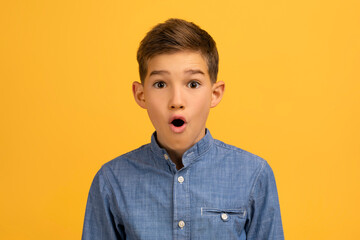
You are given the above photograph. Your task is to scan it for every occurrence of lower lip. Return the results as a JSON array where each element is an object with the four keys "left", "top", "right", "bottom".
[{"left": 169, "top": 123, "right": 187, "bottom": 133}]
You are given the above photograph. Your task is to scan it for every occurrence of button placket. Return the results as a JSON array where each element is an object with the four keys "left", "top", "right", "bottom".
[{"left": 173, "top": 170, "right": 190, "bottom": 238}]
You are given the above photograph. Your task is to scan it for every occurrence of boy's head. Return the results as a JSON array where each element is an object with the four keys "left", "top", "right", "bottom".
[
  {"left": 133, "top": 19, "right": 224, "bottom": 161},
  {"left": 137, "top": 18, "right": 219, "bottom": 84}
]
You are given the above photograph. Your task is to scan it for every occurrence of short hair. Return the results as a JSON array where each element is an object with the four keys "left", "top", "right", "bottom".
[{"left": 137, "top": 18, "right": 219, "bottom": 83}]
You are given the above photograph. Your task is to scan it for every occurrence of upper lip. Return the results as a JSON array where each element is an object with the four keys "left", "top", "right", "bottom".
[{"left": 169, "top": 115, "right": 187, "bottom": 124}]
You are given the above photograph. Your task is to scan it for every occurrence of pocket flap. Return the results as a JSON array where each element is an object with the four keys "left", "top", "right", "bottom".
[{"left": 201, "top": 207, "right": 246, "bottom": 218}]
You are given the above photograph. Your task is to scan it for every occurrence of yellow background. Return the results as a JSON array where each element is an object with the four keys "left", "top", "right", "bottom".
[{"left": 1, "top": 0, "right": 359, "bottom": 239}]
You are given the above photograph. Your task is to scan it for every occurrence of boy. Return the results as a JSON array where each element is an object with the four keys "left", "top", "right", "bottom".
[{"left": 82, "top": 18, "right": 284, "bottom": 239}]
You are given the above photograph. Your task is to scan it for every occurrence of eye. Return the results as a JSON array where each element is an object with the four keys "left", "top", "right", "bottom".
[
  {"left": 187, "top": 81, "right": 201, "bottom": 89},
  {"left": 153, "top": 81, "right": 166, "bottom": 88}
]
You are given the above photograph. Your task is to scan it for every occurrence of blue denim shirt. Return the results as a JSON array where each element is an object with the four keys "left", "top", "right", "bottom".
[{"left": 82, "top": 130, "right": 284, "bottom": 240}]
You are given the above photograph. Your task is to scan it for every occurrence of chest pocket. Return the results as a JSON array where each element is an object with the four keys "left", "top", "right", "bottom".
[{"left": 199, "top": 207, "right": 247, "bottom": 239}]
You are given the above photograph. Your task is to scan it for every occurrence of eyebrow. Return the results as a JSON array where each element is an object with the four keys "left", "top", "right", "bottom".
[
  {"left": 149, "top": 70, "right": 170, "bottom": 77},
  {"left": 149, "top": 69, "right": 205, "bottom": 77},
  {"left": 184, "top": 69, "right": 205, "bottom": 75}
]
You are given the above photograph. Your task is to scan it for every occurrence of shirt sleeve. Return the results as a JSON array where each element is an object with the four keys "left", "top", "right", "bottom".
[
  {"left": 245, "top": 161, "right": 284, "bottom": 240},
  {"left": 82, "top": 167, "right": 125, "bottom": 240}
]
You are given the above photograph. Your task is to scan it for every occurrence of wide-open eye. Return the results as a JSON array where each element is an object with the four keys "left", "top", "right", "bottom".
[
  {"left": 153, "top": 81, "right": 166, "bottom": 88},
  {"left": 187, "top": 81, "right": 200, "bottom": 89}
]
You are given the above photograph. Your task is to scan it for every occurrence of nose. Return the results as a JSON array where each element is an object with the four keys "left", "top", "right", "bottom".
[{"left": 169, "top": 86, "right": 185, "bottom": 110}]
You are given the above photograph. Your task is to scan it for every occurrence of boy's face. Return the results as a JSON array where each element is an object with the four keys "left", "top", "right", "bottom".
[{"left": 133, "top": 51, "right": 224, "bottom": 154}]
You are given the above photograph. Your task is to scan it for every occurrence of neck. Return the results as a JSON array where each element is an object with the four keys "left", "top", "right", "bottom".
[{"left": 167, "top": 149, "right": 184, "bottom": 170}]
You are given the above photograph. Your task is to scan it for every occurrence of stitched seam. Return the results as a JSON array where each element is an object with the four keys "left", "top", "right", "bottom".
[
  {"left": 202, "top": 208, "right": 245, "bottom": 215},
  {"left": 100, "top": 166, "right": 122, "bottom": 223},
  {"left": 213, "top": 140, "right": 263, "bottom": 160},
  {"left": 187, "top": 141, "right": 213, "bottom": 162},
  {"left": 248, "top": 160, "right": 266, "bottom": 207}
]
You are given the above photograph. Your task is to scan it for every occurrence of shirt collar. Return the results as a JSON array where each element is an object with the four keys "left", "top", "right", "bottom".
[{"left": 150, "top": 129, "right": 214, "bottom": 168}]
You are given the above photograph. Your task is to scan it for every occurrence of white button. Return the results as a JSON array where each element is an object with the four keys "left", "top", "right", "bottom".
[
  {"left": 164, "top": 154, "right": 169, "bottom": 160},
  {"left": 178, "top": 176, "right": 184, "bottom": 183},
  {"left": 221, "top": 213, "right": 228, "bottom": 221},
  {"left": 178, "top": 220, "right": 185, "bottom": 228}
]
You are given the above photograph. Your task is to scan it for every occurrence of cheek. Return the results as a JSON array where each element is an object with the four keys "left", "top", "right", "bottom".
[
  {"left": 145, "top": 92, "right": 162, "bottom": 110},
  {"left": 146, "top": 99, "right": 165, "bottom": 126},
  {"left": 147, "top": 105, "right": 161, "bottom": 119},
  {"left": 194, "top": 96, "right": 211, "bottom": 119}
]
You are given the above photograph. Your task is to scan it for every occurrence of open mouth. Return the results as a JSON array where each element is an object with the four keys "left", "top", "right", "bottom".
[
  {"left": 169, "top": 116, "right": 187, "bottom": 133},
  {"left": 171, "top": 119, "right": 185, "bottom": 127}
]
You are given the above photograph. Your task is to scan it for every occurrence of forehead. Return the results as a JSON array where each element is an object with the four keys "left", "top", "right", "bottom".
[{"left": 146, "top": 51, "right": 209, "bottom": 78}]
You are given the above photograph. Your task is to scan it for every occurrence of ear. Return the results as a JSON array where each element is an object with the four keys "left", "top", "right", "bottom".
[
  {"left": 132, "top": 81, "right": 146, "bottom": 109},
  {"left": 210, "top": 81, "right": 225, "bottom": 108}
]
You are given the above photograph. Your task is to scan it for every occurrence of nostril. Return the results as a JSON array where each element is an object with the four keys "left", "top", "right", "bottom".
[{"left": 170, "top": 105, "right": 184, "bottom": 109}]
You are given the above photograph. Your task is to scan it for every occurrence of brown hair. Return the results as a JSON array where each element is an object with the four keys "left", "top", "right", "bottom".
[{"left": 137, "top": 18, "right": 219, "bottom": 83}]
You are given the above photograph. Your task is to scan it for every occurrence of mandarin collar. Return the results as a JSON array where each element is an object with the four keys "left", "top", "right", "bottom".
[{"left": 150, "top": 129, "right": 214, "bottom": 169}]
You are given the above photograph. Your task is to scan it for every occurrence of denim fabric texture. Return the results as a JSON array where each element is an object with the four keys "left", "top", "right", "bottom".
[{"left": 82, "top": 130, "right": 284, "bottom": 240}]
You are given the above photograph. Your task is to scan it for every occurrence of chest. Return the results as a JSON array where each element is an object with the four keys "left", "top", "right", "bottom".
[{"left": 113, "top": 163, "right": 251, "bottom": 239}]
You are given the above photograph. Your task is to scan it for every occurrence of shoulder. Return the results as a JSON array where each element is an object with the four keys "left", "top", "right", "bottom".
[
  {"left": 92, "top": 143, "right": 152, "bottom": 185},
  {"left": 212, "top": 138, "right": 268, "bottom": 170},
  {"left": 102, "top": 143, "right": 151, "bottom": 170}
]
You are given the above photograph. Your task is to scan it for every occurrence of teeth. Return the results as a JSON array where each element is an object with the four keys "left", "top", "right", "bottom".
[{"left": 172, "top": 119, "right": 184, "bottom": 127}]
